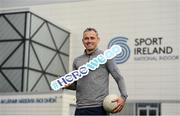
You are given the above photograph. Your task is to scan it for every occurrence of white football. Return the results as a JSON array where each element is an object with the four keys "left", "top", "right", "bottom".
[{"left": 103, "top": 94, "right": 119, "bottom": 113}]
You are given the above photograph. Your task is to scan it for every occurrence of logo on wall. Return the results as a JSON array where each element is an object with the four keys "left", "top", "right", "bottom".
[
  {"left": 133, "top": 37, "right": 179, "bottom": 61},
  {"left": 108, "top": 37, "right": 130, "bottom": 64}
]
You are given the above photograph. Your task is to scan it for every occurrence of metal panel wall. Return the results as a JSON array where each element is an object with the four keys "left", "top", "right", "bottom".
[{"left": 0, "top": 11, "right": 70, "bottom": 92}]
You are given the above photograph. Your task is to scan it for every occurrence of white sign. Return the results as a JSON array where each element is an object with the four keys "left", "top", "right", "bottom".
[{"left": 51, "top": 45, "right": 122, "bottom": 90}]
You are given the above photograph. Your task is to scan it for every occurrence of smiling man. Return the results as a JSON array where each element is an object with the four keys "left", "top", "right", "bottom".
[
  {"left": 69, "top": 27, "right": 128, "bottom": 115},
  {"left": 82, "top": 28, "right": 100, "bottom": 54}
]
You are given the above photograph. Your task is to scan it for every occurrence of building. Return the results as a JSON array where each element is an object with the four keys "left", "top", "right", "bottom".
[{"left": 0, "top": 0, "right": 180, "bottom": 115}]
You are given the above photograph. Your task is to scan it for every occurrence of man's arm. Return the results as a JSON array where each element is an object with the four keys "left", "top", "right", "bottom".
[
  {"left": 106, "top": 58, "right": 128, "bottom": 113},
  {"left": 106, "top": 58, "right": 128, "bottom": 100}
]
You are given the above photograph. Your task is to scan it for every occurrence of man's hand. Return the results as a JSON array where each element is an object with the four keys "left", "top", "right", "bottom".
[
  {"left": 111, "top": 96, "right": 125, "bottom": 113},
  {"left": 63, "top": 84, "right": 71, "bottom": 89}
]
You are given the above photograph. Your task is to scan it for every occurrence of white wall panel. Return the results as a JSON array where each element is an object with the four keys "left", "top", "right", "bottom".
[
  {"left": 162, "top": 103, "right": 180, "bottom": 115},
  {"left": 0, "top": 92, "right": 75, "bottom": 115},
  {"left": 0, "top": 92, "right": 63, "bottom": 115}
]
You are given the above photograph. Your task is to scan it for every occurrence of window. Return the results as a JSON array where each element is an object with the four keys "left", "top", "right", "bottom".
[{"left": 136, "top": 103, "right": 161, "bottom": 116}]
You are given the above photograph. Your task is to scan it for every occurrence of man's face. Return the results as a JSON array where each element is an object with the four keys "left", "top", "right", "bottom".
[{"left": 82, "top": 31, "right": 99, "bottom": 51}]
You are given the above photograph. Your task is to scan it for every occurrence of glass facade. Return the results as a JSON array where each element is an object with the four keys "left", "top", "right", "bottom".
[{"left": 0, "top": 11, "right": 70, "bottom": 92}]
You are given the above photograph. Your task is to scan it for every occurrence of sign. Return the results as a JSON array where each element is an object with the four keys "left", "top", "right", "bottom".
[{"left": 51, "top": 45, "right": 122, "bottom": 90}]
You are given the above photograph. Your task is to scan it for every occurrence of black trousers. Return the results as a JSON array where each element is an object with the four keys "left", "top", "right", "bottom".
[{"left": 75, "top": 106, "right": 109, "bottom": 115}]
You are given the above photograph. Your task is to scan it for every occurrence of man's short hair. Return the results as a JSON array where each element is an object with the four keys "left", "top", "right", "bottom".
[{"left": 83, "top": 27, "right": 98, "bottom": 36}]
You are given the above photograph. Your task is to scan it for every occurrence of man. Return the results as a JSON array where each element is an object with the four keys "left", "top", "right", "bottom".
[{"left": 69, "top": 27, "right": 128, "bottom": 115}]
